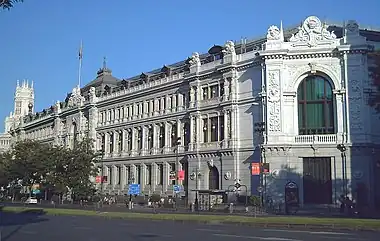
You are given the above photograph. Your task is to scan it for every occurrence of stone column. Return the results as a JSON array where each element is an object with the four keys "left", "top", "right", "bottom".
[
  {"left": 189, "top": 87, "right": 195, "bottom": 108},
  {"left": 149, "top": 100, "right": 154, "bottom": 116},
  {"left": 163, "top": 162, "right": 169, "bottom": 192},
  {"left": 153, "top": 124, "right": 158, "bottom": 154},
  {"left": 196, "top": 113, "right": 202, "bottom": 149},
  {"left": 141, "top": 163, "right": 146, "bottom": 190},
  {"left": 223, "top": 110, "right": 229, "bottom": 147},
  {"left": 154, "top": 98, "right": 159, "bottom": 116},
  {"left": 151, "top": 163, "right": 157, "bottom": 192},
  {"left": 166, "top": 95, "right": 171, "bottom": 114},
  {"left": 113, "top": 131, "right": 118, "bottom": 155},
  {"left": 143, "top": 101, "right": 148, "bottom": 118},
  {"left": 223, "top": 78, "right": 230, "bottom": 101},
  {"left": 142, "top": 126, "right": 147, "bottom": 155},
  {"left": 160, "top": 98, "right": 165, "bottom": 115},
  {"left": 231, "top": 106, "right": 238, "bottom": 148},
  {"left": 177, "top": 93, "right": 183, "bottom": 111},
  {"left": 131, "top": 128, "right": 136, "bottom": 155},
  {"left": 189, "top": 115, "right": 195, "bottom": 151},
  {"left": 120, "top": 164, "right": 126, "bottom": 190},
  {"left": 172, "top": 95, "right": 177, "bottom": 112}
]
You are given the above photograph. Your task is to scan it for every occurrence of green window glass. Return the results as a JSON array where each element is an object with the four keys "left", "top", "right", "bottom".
[{"left": 297, "top": 76, "right": 334, "bottom": 135}]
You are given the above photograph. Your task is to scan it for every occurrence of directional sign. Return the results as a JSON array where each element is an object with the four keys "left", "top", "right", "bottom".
[
  {"left": 32, "top": 189, "right": 41, "bottom": 195},
  {"left": 173, "top": 185, "right": 181, "bottom": 193},
  {"left": 128, "top": 184, "right": 140, "bottom": 195}
]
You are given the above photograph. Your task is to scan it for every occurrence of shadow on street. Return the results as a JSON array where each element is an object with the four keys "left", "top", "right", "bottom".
[{"left": 0, "top": 207, "right": 49, "bottom": 241}]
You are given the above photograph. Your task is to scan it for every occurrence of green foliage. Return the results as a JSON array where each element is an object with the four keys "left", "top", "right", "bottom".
[
  {"left": 1, "top": 0, "right": 24, "bottom": 10},
  {"left": 1, "top": 137, "right": 100, "bottom": 199},
  {"left": 249, "top": 195, "right": 261, "bottom": 207}
]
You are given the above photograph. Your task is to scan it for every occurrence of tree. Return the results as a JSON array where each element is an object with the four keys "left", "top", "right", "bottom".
[
  {"left": 6, "top": 139, "right": 54, "bottom": 187},
  {"left": 0, "top": 151, "right": 12, "bottom": 187},
  {"left": 369, "top": 51, "right": 380, "bottom": 113},
  {"left": 48, "top": 138, "right": 101, "bottom": 199},
  {"left": 1, "top": 0, "right": 24, "bottom": 10}
]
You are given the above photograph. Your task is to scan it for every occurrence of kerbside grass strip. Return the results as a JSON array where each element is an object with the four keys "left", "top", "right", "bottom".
[{"left": 3, "top": 206, "right": 380, "bottom": 231}]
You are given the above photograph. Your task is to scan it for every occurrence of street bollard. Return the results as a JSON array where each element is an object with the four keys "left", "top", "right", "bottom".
[
  {"left": 191, "top": 203, "right": 195, "bottom": 212},
  {"left": 229, "top": 203, "right": 233, "bottom": 214},
  {"left": 245, "top": 206, "right": 249, "bottom": 213},
  {"left": 128, "top": 201, "right": 132, "bottom": 210}
]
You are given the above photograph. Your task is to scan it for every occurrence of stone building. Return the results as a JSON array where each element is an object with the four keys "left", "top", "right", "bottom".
[
  {"left": 0, "top": 80, "right": 34, "bottom": 153},
  {"left": 8, "top": 16, "right": 380, "bottom": 208}
]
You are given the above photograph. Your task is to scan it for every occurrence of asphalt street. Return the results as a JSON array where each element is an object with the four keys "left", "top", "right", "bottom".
[{"left": 1, "top": 211, "right": 379, "bottom": 241}]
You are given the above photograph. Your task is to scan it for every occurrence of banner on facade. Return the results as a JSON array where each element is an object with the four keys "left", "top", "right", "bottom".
[
  {"left": 251, "top": 163, "right": 260, "bottom": 175},
  {"left": 177, "top": 170, "right": 185, "bottom": 181},
  {"left": 95, "top": 176, "right": 107, "bottom": 183}
]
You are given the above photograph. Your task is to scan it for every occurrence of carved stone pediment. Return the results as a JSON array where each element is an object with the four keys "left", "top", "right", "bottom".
[{"left": 289, "top": 16, "right": 336, "bottom": 47}]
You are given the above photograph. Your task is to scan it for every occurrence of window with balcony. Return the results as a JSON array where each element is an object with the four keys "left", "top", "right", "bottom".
[
  {"left": 183, "top": 122, "right": 190, "bottom": 147},
  {"left": 171, "top": 123, "right": 178, "bottom": 147},
  {"left": 203, "top": 119, "right": 209, "bottom": 143},
  {"left": 297, "top": 75, "right": 334, "bottom": 135},
  {"left": 126, "top": 130, "right": 132, "bottom": 151},
  {"left": 159, "top": 125, "right": 165, "bottom": 148},
  {"left": 148, "top": 127, "right": 154, "bottom": 149},
  {"left": 117, "top": 132, "right": 123, "bottom": 152},
  {"left": 109, "top": 167, "right": 113, "bottom": 185},
  {"left": 117, "top": 166, "right": 121, "bottom": 185},
  {"left": 219, "top": 115, "right": 225, "bottom": 141},
  {"left": 210, "top": 117, "right": 218, "bottom": 142},
  {"left": 137, "top": 129, "right": 143, "bottom": 150},
  {"left": 109, "top": 133, "right": 114, "bottom": 153},
  {"left": 136, "top": 165, "right": 141, "bottom": 184}
]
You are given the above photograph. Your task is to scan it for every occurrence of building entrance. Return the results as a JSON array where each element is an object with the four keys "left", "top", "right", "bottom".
[{"left": 303, "top": 157, "right": 332, "bottom": 204}]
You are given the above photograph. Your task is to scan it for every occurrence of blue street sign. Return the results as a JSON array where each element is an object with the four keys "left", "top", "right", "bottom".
[
  {"left": 32, "top": 189, "right": 40, "bottom": 195},
  {"left": 128, "top": 184, "right": 140, "bottom": 195},
  {"left": 173, "top": 185, "right": 180, "bottom": 193}
]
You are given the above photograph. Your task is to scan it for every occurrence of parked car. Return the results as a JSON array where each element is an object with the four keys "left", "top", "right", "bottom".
[{"left": 25, "top": 197, "right": 38, "bottom": 204}]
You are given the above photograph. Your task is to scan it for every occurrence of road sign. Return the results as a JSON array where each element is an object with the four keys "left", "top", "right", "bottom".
[
  {"left": 128, "top": 184, "right": 140, "bottom": 195},
  {"left": 169, "top": 171, "right": 176, "bottom": 180},
  {"left": 173, "top": 185, "right": 180, "bottom": 193}
]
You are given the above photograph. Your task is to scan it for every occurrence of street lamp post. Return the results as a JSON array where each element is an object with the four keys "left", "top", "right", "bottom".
[
  {"left": 128, "top": 176, "right": 135, "bottom": 209},
  {"left": 254, "top": 122, "right": 265, "bottom": 206}
]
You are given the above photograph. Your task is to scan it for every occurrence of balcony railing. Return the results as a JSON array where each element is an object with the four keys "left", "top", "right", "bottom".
[{"left": 294, "top": 134, "right": 337, "bottom": 144}]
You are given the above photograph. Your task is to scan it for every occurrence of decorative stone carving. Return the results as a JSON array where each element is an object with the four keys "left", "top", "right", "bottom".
[
  {"left": 54, "top": 101, "right": 61, "bottom": 113},
  {"left": 345, "top": 20, "right": 359, "bottom": 35},
  {"left": 67, "top": 86, "right": 85, "bottom": 107},
  {"left": 224, "top": 171, "right": 232, "bottom": 180},
  {"left": 267, "top": 71, "right": 281, "bottom": 132},
  {"left": 289, "top": 16, "right": 336, "bottom": 47},
  {"left": 188, "top": 52, "right": 200, "bottom": 66},
  {"left": 226, "top": 110, "right": 231, "bottom": 139},
  {"left": 222, "top": 40, "right": 235, "bottom": 55},
  {"left": 266, "top": 25, "right": 281, "bottom": 41},
  {"left": 348, "top": 66, "right": 363, "bottom": 131}
]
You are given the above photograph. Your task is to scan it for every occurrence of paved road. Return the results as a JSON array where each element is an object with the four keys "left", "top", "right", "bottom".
[{"left": 1, "top": 211, "right": 379, "bottom": 241}]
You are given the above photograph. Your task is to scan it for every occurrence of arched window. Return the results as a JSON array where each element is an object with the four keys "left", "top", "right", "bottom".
[{"left": 297, "top": 75, "right": 334, "bottom": 135}]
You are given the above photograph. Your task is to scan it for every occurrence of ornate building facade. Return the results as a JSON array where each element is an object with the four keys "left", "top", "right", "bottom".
[
  {"left": 0, "top": 80, "right": 34, "bottom": 153},
  {"left": 8, "top": 16, "right": 380, "bottom": 207}
]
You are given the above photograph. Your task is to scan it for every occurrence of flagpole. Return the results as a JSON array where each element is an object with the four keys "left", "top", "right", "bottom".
[{"left": 78, "top": 40, "right": 83, "bottom": 88}]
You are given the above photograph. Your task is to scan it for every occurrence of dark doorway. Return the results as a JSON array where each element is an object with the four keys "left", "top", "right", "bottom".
[
  {"left": 209, "top": 166, "right": 219, "bottom": 190},
  {"left": 303, "top": 157, "right": 332, "bottom": 204}
]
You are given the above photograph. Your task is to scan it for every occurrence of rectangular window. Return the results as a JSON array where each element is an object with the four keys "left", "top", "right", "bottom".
[
  {"left": 210, "top": 117, "right": 218, "bottom": 142},
  {"left": 146, "top": 165, "right": 152, "bottom": 185},
  {"left": 203, "top": 119, "right": 208, "bottom": 143}
]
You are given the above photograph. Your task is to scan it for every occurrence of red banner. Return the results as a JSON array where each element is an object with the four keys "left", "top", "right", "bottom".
[
  {"left": 177, "top": 170, "right": 185, "bottom": 181},
  {"left": 251, "top": 163, "right": 260, "bottom": 175},
  {"left": 96, "top": 176, "right": 107, "bottom": 183}
]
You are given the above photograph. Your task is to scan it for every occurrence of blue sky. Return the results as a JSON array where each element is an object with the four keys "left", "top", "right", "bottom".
[{"left": 1, "top": 0, "right": 379, "bottom": 131}]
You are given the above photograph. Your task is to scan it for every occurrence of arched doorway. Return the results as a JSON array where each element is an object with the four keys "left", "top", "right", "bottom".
[{"left": 208, "top": 166, "right": 220, "bottom": 190}]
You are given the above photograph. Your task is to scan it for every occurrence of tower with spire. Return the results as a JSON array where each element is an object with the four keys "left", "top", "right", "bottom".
[{"left": 4, "top": 79, "right": 35, "bottom": 133}]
